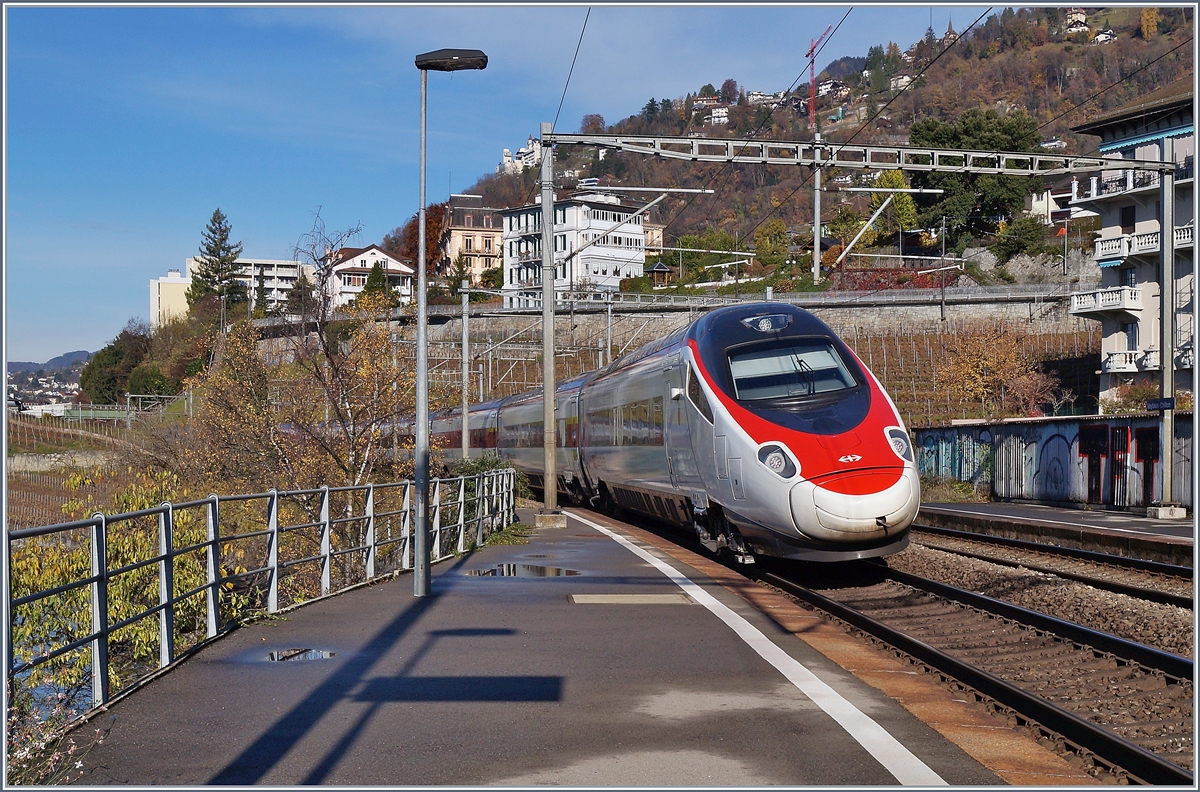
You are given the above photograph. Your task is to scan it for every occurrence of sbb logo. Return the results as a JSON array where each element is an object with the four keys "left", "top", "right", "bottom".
[{"left": 838, "top": 454, "right": 862, "bottom": 463}]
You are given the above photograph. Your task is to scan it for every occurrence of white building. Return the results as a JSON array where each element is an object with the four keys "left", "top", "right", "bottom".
[
  {"left": 152, "top": 257, "right": 317, "bottom": 326},
  {"left": 324, "top": 245, "right": 414, "bottom": 308},
  {"left": 709, "top": 106, "right": 729, "bottom": 125},
  {"left": 501, "top": 192, "right": 646, "bottom": 307},
  {"left": 1068, "top": 79, "right": 1194, "bottom": 407},
  {"left": 497, "top": 135, "right": 543, "bottom": 175}
]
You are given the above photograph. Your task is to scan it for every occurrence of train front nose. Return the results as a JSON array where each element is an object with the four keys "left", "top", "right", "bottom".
[{"left": 789, "top": 467, "right": 919, "bottom": 542}]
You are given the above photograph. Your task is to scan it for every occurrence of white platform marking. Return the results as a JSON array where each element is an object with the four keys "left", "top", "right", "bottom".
[{"left": 567, "top": 510, "right": 947, "bottom": 786}]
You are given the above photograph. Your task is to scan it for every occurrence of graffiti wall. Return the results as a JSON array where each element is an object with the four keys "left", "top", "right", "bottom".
[{"left": 915, "top": 413, "right": 1193, "bottom": 509}]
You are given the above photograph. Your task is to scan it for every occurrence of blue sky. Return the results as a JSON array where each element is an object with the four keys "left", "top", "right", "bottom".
[{"left": 5, "top": 4, "right": 982, "bottom": 362}]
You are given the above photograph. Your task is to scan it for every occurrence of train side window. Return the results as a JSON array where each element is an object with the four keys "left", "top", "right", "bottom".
[{"left": 686, "top": 365, "right": 714, "bottom": 424}]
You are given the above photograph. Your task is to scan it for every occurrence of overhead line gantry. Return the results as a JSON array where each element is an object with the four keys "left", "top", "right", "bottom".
[{"left": 544, "top": 132, "right": 1175, "bottom": 175}]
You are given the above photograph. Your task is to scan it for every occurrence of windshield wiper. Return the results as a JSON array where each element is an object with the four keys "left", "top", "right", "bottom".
[{"left": 791, "top": 354, "right": 815, "bottom": 396}]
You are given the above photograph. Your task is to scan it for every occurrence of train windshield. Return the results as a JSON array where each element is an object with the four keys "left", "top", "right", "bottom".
[{"left": 728, "top": 340, "right": 857, "bottom": 401}]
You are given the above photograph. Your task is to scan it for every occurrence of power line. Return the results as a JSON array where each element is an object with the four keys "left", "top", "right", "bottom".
[
  {"left": 553, "top": 7, "right": 591, "bottom": 132},
  {"left": 1037, "top": 35, "right": 1193, "bottom": 142}
]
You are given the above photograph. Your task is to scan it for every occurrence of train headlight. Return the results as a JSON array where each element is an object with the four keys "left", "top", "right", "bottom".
[
  {"left": 887, "top": 428, "right": 913, "bottom": 462},
  {"left": 758, "top": 444, "right": 797, "bottom": 478}
]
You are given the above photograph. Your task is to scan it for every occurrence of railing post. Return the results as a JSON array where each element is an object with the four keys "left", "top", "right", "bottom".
[
  {"left": 401, "top": 482, "right": 412, "bottom": 570},
  {"left": 158, "top": 502, "right": 175, "bottom": 668},
  {"left": 319, "top": 486, "right": 331, "bottom": 596},
  {"left": 364, "top": 484, "right": 376, "bottom": 580},
  {"left": 431, "top": 479, "right": 443, "bottom": 560},
  {"left": 205, "top": 496, "right": 220, "bottom": 637},
  {"left": 266, "top": 490, "right": 279, "bottom": 613},
  {"left": 508, "top": 470, "right": 516, "bottom": 525},
  {"left": 90, "top": 513, "right": 110, "bottom": 709},
  {"left": 475, "top": 473, "right": 485, "bottom": 547},
  {"left": 456, "top": 477, "right": 467, "bottom": 553}
]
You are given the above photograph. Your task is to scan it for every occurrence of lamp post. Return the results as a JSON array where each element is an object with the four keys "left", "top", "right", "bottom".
[{"left": 414, "top": 48, "right": 487, "bottom": 598}]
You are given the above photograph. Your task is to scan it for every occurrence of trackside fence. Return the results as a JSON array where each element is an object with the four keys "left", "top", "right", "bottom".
[{"left": 8, "top": 471, "right": 516, "bottom": 712}]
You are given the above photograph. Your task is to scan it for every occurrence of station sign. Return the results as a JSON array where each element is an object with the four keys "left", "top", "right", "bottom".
[{"left": 1146, "top": 397, "right": 1176, "bottom": 412}]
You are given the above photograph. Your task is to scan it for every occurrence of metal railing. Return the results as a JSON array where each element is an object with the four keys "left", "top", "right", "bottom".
[{"left": 7, "top": 471, "right": 516, "bottom": 711}]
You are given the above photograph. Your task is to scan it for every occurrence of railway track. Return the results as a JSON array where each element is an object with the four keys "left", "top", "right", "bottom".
[
  {"left": 759, "top": 562, "right": 1194, "bottom": 785},
  {"left": 910, "top": 523, "right": 1193, "bottom": 610}
]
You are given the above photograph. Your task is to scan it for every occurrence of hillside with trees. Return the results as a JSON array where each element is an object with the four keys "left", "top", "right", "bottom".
[{"left": 433, "top": 6, "right": 1190, "bottom": 289}]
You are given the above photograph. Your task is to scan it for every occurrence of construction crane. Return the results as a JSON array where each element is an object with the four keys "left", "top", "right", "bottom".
[{"left": 806, "top": 24, "right": 833, "bottom": 130}]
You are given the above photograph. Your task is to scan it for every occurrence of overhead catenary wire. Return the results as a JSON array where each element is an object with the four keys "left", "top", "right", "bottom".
[{"left": 728, "top": 7, "right": 992, "bottom": 257}]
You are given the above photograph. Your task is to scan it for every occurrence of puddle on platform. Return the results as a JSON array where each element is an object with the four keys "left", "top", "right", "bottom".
[
  {"left": 467, "top": 564, "right": 582, "bottom": 578},
  {"left": 268, "top": 648, "right": 336, "bottom": 662}
]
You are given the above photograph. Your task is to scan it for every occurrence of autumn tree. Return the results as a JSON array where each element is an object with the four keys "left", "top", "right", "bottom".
[
  {"left": 80, "top": 319, "right": 152, "bottom": 403},
  {"left": 935, "top": 324, "right": 1059, "bottom": 417},
  {"left": 720, "top": 79, "right": 738, "bottom": 104},
  {"left": 382, "top": 202, "right": 446, "bottom": 276},
  {"left": 187, "top": 209, "right": 245, "bottom": 308},
  {"left": 1139, "top": 8, "right": 1159, "bottom": 40},
  {"left": 869, "top": 169, "right": 917, "bottom": 241},
  {"left": 580, "top": 113, "right": 605, "bottom": 133}
]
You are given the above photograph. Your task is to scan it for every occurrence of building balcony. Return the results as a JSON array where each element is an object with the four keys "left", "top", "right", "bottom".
[
  {"left": 1093, "top": 225, "right": 1194, "bottom": 261},
  {"left": 1072, "top": 157, "right": 1194, "bottom": 203},
  {"left": 1069, "top": 286, "right": 1142, "bottom": 317},
  {"left": 1176, "top": 346, "right": 1195, "bottom": 370},
  {"left": 1103, "top": 348, "right": 1159, "bottom": 374}
]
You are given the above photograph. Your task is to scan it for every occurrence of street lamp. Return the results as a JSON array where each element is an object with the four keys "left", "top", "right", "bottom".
[{"left": 414, "top": 48, "right": 487, "bottom": 598}]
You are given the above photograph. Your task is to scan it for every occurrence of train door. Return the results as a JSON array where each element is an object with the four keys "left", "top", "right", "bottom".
[
  {"left": 1109, "top": 427, "right": 1129, "bottom": 509},
  {"left": 1079, "top": 425, "right": 1108, "bottom": 504},
  {"left": 1135, "top": 427, "right": 1159, "bottom": 506},
  {"left": 683, "top": 360, "right": 717, "bottom": 490},
  {"left": 662, "top": 359, "right": 683, "bottom": 489}
]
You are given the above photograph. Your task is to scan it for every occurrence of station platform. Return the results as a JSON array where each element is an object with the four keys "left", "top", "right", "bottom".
[
  {"left": 76, "top": 508, "right": 1095, "bottom": 786},
  {"left": 920, "top": 502, "right": 1194, "bottom": 567}
]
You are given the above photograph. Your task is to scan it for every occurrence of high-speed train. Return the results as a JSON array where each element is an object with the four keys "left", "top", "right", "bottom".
[{"left": 432, "top": 302, "right": 919, "bottom": 562}]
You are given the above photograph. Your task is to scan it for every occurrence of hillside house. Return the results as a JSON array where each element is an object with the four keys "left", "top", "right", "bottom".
[
  {"left": 325, "top": 245, "right": 414, "bottom": 308},
  {"left": 437, "top": 194, "right": 504, "bottom": 284}
]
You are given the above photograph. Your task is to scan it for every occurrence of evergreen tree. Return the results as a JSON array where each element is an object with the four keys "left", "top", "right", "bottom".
[
  {"left": 253, "top": 265, "right": 269, "bottom": 318},
  {"left": 187, "top": 209, "right": 246, "bottom": 308},
  {"left": 449, "top": 253, "right": 471, "bottom": 297},
  {"left": 285, "top": 272, "right": 316, "bottom": 317},
  {"left": 360, "top": 262, "right": 398, "bottom": 308}
]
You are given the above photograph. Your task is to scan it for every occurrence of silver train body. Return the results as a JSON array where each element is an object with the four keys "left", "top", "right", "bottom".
[{"left": 433, "top": 303, "right": 919, "bottom": 562}]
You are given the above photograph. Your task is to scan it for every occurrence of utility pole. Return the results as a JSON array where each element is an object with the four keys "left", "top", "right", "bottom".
[
  {"left": 1156, "top": 136, "right": 1178, "bottom": 515},
  {"left": 813, "top": 132, "right": 822, "bottom": 284},
  {"left": 538, "top": 122, "right": 562, "bottom": 524},
  {"left": 461, "top": 280, "right": 470, "bottom": 463},
  {"left": 606, "top": 294, "right": 613, "bottom": 366}
]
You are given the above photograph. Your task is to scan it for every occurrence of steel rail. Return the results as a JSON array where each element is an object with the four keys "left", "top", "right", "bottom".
[
  {"left": 761, "top": 570, "right": 1194, "bottom": 785},
  {"left": 909, "top": 535, "right": 1192, "bottom": 610},
  {"left": 881, "top": 566, "right": 1193, "bottom": 679},
  {"left": 911, "top": 523, "right": 1193, "bottom": 578}
]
